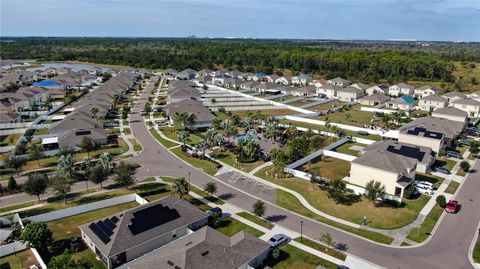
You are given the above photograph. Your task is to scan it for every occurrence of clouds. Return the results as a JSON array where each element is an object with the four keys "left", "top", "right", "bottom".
[{"left": 1, "top": 0, "right": 478, "bottom": 41}]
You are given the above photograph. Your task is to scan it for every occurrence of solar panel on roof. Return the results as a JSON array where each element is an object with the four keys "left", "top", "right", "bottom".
[
  {"left": 89, "top": 223, "right": 111, "bottom": 244},
  {"left": 128, "top": 204, "right": 181, "bottom": 235},
  {"left": 111, "top": 216, "right": 119, "bottom": 223},
  {"left": 97, "top": 221, "right": 114, "bottom": 236},
  {"left": 103, "top": 218, "right": 116, "bottom": 230}
]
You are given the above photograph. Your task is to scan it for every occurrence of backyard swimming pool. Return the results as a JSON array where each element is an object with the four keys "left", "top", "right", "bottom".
[
  {"left": 33, "top": 81, "right": 61, "bottom": 87},
  {"left": 234, "top": 133, "right": 259, "bottom": 143}
]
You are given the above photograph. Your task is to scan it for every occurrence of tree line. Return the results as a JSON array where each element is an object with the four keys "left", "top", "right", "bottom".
[{"left": 2, "top": 37, "right": 476, "bottom": 83}]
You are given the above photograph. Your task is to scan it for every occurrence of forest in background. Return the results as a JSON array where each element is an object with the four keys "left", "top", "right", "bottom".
[{"left": 1, "top": 37, "right": 479, "bottom": 91}]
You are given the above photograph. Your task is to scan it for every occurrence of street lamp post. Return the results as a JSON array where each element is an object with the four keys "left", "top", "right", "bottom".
[
  {"left": 300, "top": 221, "right": 304, "bottom": 243},
  {"left": 188, "top": 171, "right": 191, "bottom": 183}
]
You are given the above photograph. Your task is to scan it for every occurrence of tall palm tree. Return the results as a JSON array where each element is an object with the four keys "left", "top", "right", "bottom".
[
  {"left": 178, "top": 131, "right": 190, "bottom": 147},
  {"left": 205, "top": 128, "right": 218, "bottom": 146},
  {"left": 213, "top": 134, "right": 224, "bottom": 146},
  {"left": 58, "top": 154, "right": 75, "bottom": 177},
  {"left": 265, "top": 123, "right": 278, "bottom": 141},
  {"left": 223, "top": 124, "right": 237, "bottom": 143},
  {"left": 308, "top": 167, "right": 320, "bottom": 187},
  {"left": 242, "top": 117, "right": 254, "bottom": 130},
  {"left": 196, "top": 139, "right": 210, "bottom": 159},
  {"left": 243, "top": 140, "right": 259, "bottom": 160},
  {"left": 90, "top": 107, "right": 99, "bottom": 119},
  {"left": 99, "top": 152, "right": 113, "bottom": 173},
  {"left": 171, "top": 177, "right": 189, "bottom": 199}
]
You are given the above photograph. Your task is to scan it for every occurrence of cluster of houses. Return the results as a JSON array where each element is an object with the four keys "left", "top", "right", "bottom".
[
  {"left": 80, "top": 196, "right": 270, "bottom": 269},
  {"left": 165, "top": 80, "right": 216, "bottom": 129},
  {"left": 42, "top": 72, "right": 139, "bottom": 150}
]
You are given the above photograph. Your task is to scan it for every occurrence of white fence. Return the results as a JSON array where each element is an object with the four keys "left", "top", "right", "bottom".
[
  {"left": 204, "top": 101, "right": 271, "bottom": 107},
  {"left": 25, "top": 194, "right": 146, "bottom": 223},
  {"left": 210, "top": 106, "right": 279, "bottom": 112},
  {"left": 323, "top": 150, "right": 357, "bottom": 161},
  {"left": 0, "top": 128, "right": 27, "bottom": 136},
  {"left": 201, "top": 97, "right": 254, "bottom": 102},
  {"left": 0, "top": 241, "right": 28, "bottom": 257},
  {"left": 0, "top": 122, "right": 31, "bottom": 129},
  {"left": 284, "top": 115, "right": 384, "bottom": 136},
  {"left": 202, "top": 93, "right": 242, "bottom": 98},
  {"left": 360, "top": 106, "right": 399, "bottom": 115},
  {"left": 280, "top": 96, "right": 305, "bottom": 104},
  {"left": 0, "top": 145, "right": 15, "bottom": 153},
  {"left": 263, "top": 93, "right": 289, "bottom": 100}
]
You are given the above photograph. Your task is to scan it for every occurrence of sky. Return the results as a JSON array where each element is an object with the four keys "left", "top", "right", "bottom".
[{"left": 1, "top": 0, "right": 479, "bottom": 41}]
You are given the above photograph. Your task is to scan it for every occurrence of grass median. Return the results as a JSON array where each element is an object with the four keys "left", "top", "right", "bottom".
[
  {"left": 293, "top": 237, "right": 346, "bottom": 261},
  {"left": 170, "top": 147, "right": 219, "bottom": 176},
  {"left": 406, "top": 204, "right": 444, "bottom": 243},
  {"left": 149, "top": 127, "right": 179, "bottom": 148},
  {"left": 263, "top": 244, "right": 338, "bottom": 269},
  {"left": 237, "top": 212, "right": 274, "bottom": 229},
  {"left": 445, "top": 181, "right": 460, "bottom": 194}
]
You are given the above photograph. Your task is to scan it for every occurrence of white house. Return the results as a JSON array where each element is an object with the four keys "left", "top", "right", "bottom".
[
  {"left": 316, "top": 84, "right": 342, "bottom": 99},
  {"left": 450, "top": 98, "right": 480, "bottom": 117},
  {"left": 432, "top": 107, "right": 468, "bottom": 124},
  {"left": 443, "top": 91, "right": 467, "bottom": 103},
  {"left": 388, "top": 83, "right": 414, "bottom": 96},
  {"left": 366, "top": 84, "right": 389, "bottom": 95},
  {"left": 275, "top": 76, "right": 292, "bottom": 85},
  {"left": 418, "top": 95, "right": 448, "bottom": 112},
  {"left": 386, "top": 96, "right": 418, "bottom": 111},
  {"left": 326, "top": 77, "right": 351, "bottom": 87},
  {"left": 292, "top": 74, "right": 313, "bottom": 85},
  {"left": 414, "top": 85, "right": 439, "bottom": 98},
  {"left": 336, "top": 86, "right": 365, "bottom": 102}
]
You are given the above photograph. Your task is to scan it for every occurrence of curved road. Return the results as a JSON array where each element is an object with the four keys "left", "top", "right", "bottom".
[{"left": 129, "top": 83, "right": 479, "bottom": 269}]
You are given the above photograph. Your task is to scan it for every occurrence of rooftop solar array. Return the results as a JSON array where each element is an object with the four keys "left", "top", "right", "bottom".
[
  {"left": 406, "top": 127, "right": 443, "bottom": 140},
  {"left": 89, "top": 216, "right": 120, "bottom": 244},
  {"left": 386, "top": 144, "right": 425, "bottom": 162},
  {"left": 128, "top": 204, "right": 181, "bottom": 235}
]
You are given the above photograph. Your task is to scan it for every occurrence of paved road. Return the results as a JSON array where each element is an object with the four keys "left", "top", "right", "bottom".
[{"left": 128, "top": 81, "right": 479, "bottom": 269}]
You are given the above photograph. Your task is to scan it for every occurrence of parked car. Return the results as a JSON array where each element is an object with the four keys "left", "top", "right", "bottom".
[
  {"left": 445, "top": 200, "right": 458, "bottom": 213},
  {"left": 432, "top": 166, "right": 451, "bottom": 175},
  {"left": 459, "top": 139, "right": 471, "bottom": 147},
  {"left": 446, "top": 151, "right": 463, "bottom": 159},
  {"left": 414, "top": 181, "right": 434, "bottom": 189},
  {"left": 206, "top": 207, "right": 222, "bottom": 216},
  {"left": 268, "top": 234, "right": 290, "bottom": 248},
  {"left": 416, "top": 185, "right": 434, "bottom": 195},
  {"left": 357, "top": 130, "right": 369, "bottom": 136}
]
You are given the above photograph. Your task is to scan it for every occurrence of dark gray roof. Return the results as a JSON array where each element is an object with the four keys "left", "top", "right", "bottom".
[
  {"left": 79, "top": 196, "right": 208, "bottom": 258},
  {"left": 118, "top": 226, "right": 269, "bottom": 269},
  {"left": 361, "top": 93, "right": 390, "bottom": 103},
  {"left": 433, "top": 107, "right": 468, "bottom": 117},
  {"left": 452, "top": 98, "right": 480, "bottom": 106},
  {"left": 421, "top": 95, "right": 447, "bottom": 102},
  {"left": 399, "top": 117, "right": 464, "bottom": 140},
  {"left": 167, "top": 99, "right": 216, "bottom": 122}
]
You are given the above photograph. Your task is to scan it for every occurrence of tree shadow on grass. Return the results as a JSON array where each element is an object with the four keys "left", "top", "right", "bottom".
[{"left": 263, "top": 249, "right": 290, "bottom": 268}]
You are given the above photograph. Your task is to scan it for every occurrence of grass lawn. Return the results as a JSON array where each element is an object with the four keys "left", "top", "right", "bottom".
[
  {"left": 278, "top": 119, "right": 382, "bottom": 141},
  {"left": 406, "top": 204, "right": 444, "bottom": 243},
  {"left": 106, "top": 128, "right": 120, "bottom": 135},
  {"left": 293, "top": 238, "right": 346, "bottom": 261},
  {"left": 415, "top": 173, "right": 444, "bottom": 189},
  {"left": 434, "top": 158, "right": 457, "bottom": 170},
  {"left": 276, "top": 189, "right": 393, "bottom": 244},
  {"left": 445, "top": 181, "right": 460, "bottom": 194},
  {"left": 0, "top": 249, "right": 38, "bottom": 269},
  {"left": 33, "top": 128, "right": 49, "bottom": 135},
  {"left": 215, "top": 109, "right": 297, "bottom": 120},
  {"left": 123, "top": 127, "right": 131, "bottom": 135},
  {"left": 308, "top": 100, "right": 344, "bottom": 112},
  {"left": 288, "top": 100, "right": 316, "bottom": 107},
  {"left": 0, "top": 201, "right": 35, "bottom": 214},
  {"left": 214, "top": 217, "right": 264, "bottom": 237},
  {"left": 271, "top": 95, "right": 297, "bottom": 102},
  {"left": 263, "top": 244, "right": 337, "bottom": 269},
  {"left": 129, "top": 138, "right": 142, "bottom": 152},
  {"left": 0, "top": 134, "right": 21, "bottom": 146},
  {"left": 170, "top": 147, "right": 219, "bottom": 176},
  {"left": 257, "top": 166, "right": 425, "bottom": 231},
  {"left": 161, "top": 127, "right": 203, "bottom": 145},
  {"left": 456, "top": 168, "right": 467, "bottom": 177},
  {"left": 160, "top": 176, "right": 224, "bottom": 205},
  {"left": 149, "top": 128, "right": 179, "bottom": 148},
  {"left": 401, "top": 242, "right": 411, "bottom": 246},
  {"left": 473, "top": 238, "right": 480, "bottom": 263},
  {"left": 300, "top": 156, "right": 351, "bottom": 181},
  {"left": 332, "top": 141, "right": 367, "bottom": 156},
  {"left": 237, "top": 212, "right": 274, "bottom": 229},
  {"left": 314, "top": 105, "right": 376, "bottom": 127},
  {"left": 210, "top": 149, "right": 264, "bottom": 173}
]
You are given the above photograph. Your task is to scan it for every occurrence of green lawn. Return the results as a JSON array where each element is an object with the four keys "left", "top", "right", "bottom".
[
  {"left": 160, "top": 176, "right": 224, "bottom": 205},
  {"left": 214, "top": 217, "right": 264, "bottom": 237},
  {"left": 161, "top": 127, "right": 203, "bottom": 145},
  {"left": 434, "top": 158, "right": 457, "bottom": 171},
  {"left": 0, "top": 249, "right": 38, "bottom": 269},
  {"left": 473, "top": 238, "right": 480, "bottom": 263},
  {"left": 0, "top": 201, "right": 35, "bottom": 214},
  {"left": 149, "top": 128, "right": 179, "bottom": 148},
  {"left": 293, "top": 237, "right": 346, "bottom": 261},
  {"left": 406, "top": 204, "right": 444, "bottom": 243},
  {"left": 33, "top": 128, "right": 49, "bottom": 135},
  {"left": 263, "top": 244, "right": 338, "bottom": 269},
  {"left": 415, "top": 173, "right": 444, "bottom": 189},
  {"left": 237, "top": 212, "right": 274, "bottom": 229},
  {"left": 0, "top": 134, "right": 21, "bottom": 146},
  {"left": 445, "top": 181, "right": 460, "bottom": 194},
  {"left": 309, "top": 100, "right": 344, "bottom": 112},
  {"left": 314, "top": 105, "right": 376, "bottom": 127},
  {"left": 210, "top": 149, "right": 265, "bottom": 173},
  {"left": 129, "top": 138, "right": 142, "bottom": 152},
  {"left": 332, "top": 142, "right": 367, "bottom": 156},
  {"left": 258, "top": 166, "right": 428, "bottom": 230},
  {"left": 170, "top": 147, "right": 219, "bottom": 176},
  {"left": 300, "top": 156, "right": 351, "bottom": 180},
  {"left": 123, "top": 127, "right": 131, "bottom": 135},
  {"left": 276, "top": 189, "right": 393, "bottom": 244}
]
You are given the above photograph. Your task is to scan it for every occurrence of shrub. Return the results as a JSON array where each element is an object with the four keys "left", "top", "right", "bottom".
[
  {"left": 436, "top": 195, "right": 447, "bottom": 207},
  {"left": 460, "top": 161, "right": 470, "bottom": 172}
]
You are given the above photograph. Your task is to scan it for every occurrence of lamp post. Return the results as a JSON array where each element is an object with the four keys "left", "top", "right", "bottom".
[
  {"left": 300, "top": 221, "right": 304, "bottom": 243},
  {"left": 188, "top": 171, "right": 191, "bottom": 183}
]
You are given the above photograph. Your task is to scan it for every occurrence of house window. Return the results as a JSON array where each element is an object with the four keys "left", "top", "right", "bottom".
[{"left": 395, "top": 187, "right": 402, "bottom": 196}]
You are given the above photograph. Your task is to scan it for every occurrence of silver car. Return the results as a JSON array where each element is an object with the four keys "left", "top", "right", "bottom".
[{"left": 268, "top": 234, "right": 290, "bottom": 248}]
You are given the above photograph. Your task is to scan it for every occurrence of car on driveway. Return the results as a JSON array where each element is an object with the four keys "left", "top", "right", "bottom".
[
  {"left": 446, "top": 151, "right": 463, "bottom": 159},
  {"left": 416, "top": 185, "right": 434, "bottom": 195},
  {"left": 432, "top": 166, "right": 451, "bottom": 175},
  {"left": 445, "top": 200, "right": 459, "bottom": 213},
  {"left": 268, "top": 234, "right": 290, "bottom": 248},
  {"left": 414, "top": 181, "right": 434, "bottom": 189},
  {"left": 206, "top": 207, "right": 222, "bottom": 216},
  {"left": 459, "top": 139, "right": 471, "bottom": 147}
]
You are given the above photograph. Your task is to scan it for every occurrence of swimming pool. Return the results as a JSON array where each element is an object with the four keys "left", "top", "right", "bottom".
[
  {"left": 33, "top": 81, "right": 61, "bottom": 87},
  {"left": 234, "top": 133, "right": 259, "bottom": 143}
]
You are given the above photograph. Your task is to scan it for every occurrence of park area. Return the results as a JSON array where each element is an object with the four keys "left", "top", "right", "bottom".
[
  {"left": 300, "top": 156, "right": 351, "bottom": 180},
  {"left": 313, "top": 104, "right": 378, "bottom": 127}
]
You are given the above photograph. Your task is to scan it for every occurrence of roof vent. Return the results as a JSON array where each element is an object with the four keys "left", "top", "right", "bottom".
[{"left": 201, "top": 251, "right": 209, "bottom": 256}]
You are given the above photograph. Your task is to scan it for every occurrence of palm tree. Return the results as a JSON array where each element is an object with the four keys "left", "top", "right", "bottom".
[
  {"left": 178, "top": 131, "right": 190, "bottom": 147},
  {"left": 99, "top": 152, "right": 113, "bottom": 173},
  {"left": 285, "top": 126, "right": 298, "bottom": 139},
  {"left": 171, "top": 177, "right": 189, "bottom": 199},
  {"left": 265, "top": 123, "right": 278, "bottom": 141},
  {"left": 196, "top": 139, "right": 210, "bottom": 159},
  {"left": 213, "top": 134, "right": 224, "bottom": 146},
  {"left": 223, "top": 124, "right": 237, "bottom": 143},
  {"left": 308, "top": 167, "right": 320, "bottom": 187},
  {"left": 58, "top": 154, "right": 75, "bottom": 177},
  {"left": 205, "top": 128, "right": 218, "bottom": 146},
  {"left": 242, "top": 117, "right": 254, "bottom": 130},
  {"left": 90, "top": 107, "right": 99, "bottom": 119},
  {"left": 243, "top": 140, "right": 259, "bottom": 160},
  {"left": 28, "top": 144, "right": 44, "bottom": 167}
]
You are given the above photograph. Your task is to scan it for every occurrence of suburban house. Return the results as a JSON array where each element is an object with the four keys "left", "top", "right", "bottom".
[
  {"left": 167, "top": 99, "right": 216, "bottom": 129},
  {"left": 450, "top": 98, "right": 480, "bottom": 117},
  {"left": 468, "top": 91, "right": 480, "bottom": 101},
  {"left": 366, "top": 84, "right": 389, "bottom": 95},
  {"left": 414, "top": 85, "right": 439, "bottom": 98},
  {"left": 316, "top": 84, "right": 342, "bottom": 99},
  {"left": 336, "top": 86, "right": 365, "bottom": 102},
  {"left": 162, "top": 69, "right": 178, "bottom": 78},
  {"left": 443, "top": 91, "right": 467, "bottom": 103},
  {"left": 310, "top": 78, "right": 327, "bottom": 88},
  {"left": 117, "top": 226, "right": 270, "bottom": 269},
  {"left": 194, "top": 75, "right": 213, "bottom": 85},
  {"left": 432, "top": 107, "right": 468, "bottom": 124},
  {"left": 350, "top": 82, "right": 369, "bottom": 92},
  {"left": 290, "top": 85, "right": 317, "bottom": 96},
  {"left": 359, "top": 93, "right": 390, "bottom": 107},
  {"left": 266, "top": 74, "right": 280, "bottom": 83},
  {"left": 275, "top": 76, "right": 292, "bottom": 85},
  {"left": 196, "top": 69, "right": 214, "bottom": 77},
  {"left": 292, "top": 74, "right": 313, "bottom": 85},
  {"left": 388, "top": 83, "right": 414, "bottom": 97},
  {"left": 253, "top": 82, "right": 280, "bottom": 93},
  {"left": 167, "top": 86, "right": 201, "bottom": 103},
  {"left": 386, "top": 96, "right": 418, "bottom": 111},
  {"left": 211, "top": 75, "right": 232, "bottom": 86},
  {"left": 418, "top": 95, "right": 448, "bottom": 112},
  {"left": 348, "top": 140, "right": 435, "bottom": 200},
  {"left": 239, "top": 81, "right": 260, "bottom": 91},
  {"left": 326, "top": 77, "right": 351, "bottom": 87},
  {"left": 79, "top": 196, "right": 209, "bottom": 269},
  {"left": 398, "top": 117, "right": 464, "bottom": 153},
  {"left": 176, "top": 69, "right": 197, "bottom": 80}
]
